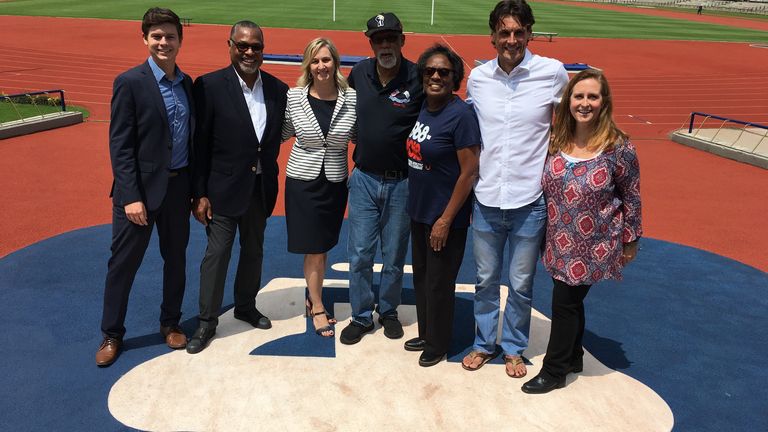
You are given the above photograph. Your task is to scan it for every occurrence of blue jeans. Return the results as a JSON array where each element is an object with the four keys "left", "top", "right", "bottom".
[
  {"left": 471, "top": 196, "right": 546, "bottom": 356},
  {"left": 347, "top": 168, "right": 410, "bottom": 326}
]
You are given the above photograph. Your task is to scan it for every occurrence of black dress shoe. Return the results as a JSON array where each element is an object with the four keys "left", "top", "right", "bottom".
[
  {"left": 234, "top": 309, "right": 272, "bottom": 329},
  {"left": 521, "top": 373, "right": 566, "bottom": 394},
  {"left": 418, "top": 351, "right": 445, "bottom": 367},
  {"left": 404, "top": 337, "right": 426, "bottom": 352},
  {"left": 186, "top": 327, "right": 216, "bottom": 354}
]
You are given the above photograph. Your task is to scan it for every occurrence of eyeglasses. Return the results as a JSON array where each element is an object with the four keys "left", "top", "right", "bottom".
[
  {"left": 423, "top": 67, "right": 453, "bottom": 78},
  {"left": 229, "top": 39, "right": 264, "bottom": 53}
]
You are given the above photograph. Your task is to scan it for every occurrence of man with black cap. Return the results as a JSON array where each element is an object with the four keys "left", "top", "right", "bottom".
[{"left": 341, "top": 12, "right": 424, "bottom": 345}]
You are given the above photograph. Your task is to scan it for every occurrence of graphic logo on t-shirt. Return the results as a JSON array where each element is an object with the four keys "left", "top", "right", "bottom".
[
  {"left": 389, "top": 88, "right": 411, "bottom": 107},
  {"left": 407, "top": 120, "right": 430, "bottom": 170}
]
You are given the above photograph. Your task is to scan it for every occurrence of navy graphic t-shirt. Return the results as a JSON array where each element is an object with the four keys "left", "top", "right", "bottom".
[{"left": 406, "top": 96, "right": 481, "bottom": 228}]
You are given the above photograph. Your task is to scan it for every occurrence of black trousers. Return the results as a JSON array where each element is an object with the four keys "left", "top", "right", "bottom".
[
  {"left": 197, "top": 185, "right": 266, "bottom": 328},
  {"left": 101, "top": 170, "right": 191, "bottom": 339},
  {"left": 411, "top": 221, "right": 467, "bottom": 356},
  {"left": 542, "top": 278, "right": 592, "bottom": 379}
]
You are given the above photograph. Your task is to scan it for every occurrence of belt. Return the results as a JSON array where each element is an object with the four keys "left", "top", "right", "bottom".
[
  {"left": 358, "top": 166, "right": 407, "bottom": 180},
  {"left": 168, "top": 166, "right": 188, "bottom": 178}
]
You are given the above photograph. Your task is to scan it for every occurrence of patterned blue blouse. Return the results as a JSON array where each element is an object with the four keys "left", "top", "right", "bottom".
[{"left": 541, "top": 140, "right": 642, "bottom": 285}]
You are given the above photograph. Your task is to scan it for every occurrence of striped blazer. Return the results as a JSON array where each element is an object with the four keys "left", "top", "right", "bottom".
[{"left": 281, "top": 85, "right": 357, "bottom": 182}]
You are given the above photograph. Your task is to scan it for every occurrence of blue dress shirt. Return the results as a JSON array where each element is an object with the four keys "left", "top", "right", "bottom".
[{"left": 148, "top": 56, "right": 190, "bottom": 170}]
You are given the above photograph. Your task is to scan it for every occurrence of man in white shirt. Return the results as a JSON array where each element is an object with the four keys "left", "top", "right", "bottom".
[
  {"left": 187, "top": 20, "right": 288, "bottom": 354},
  {"left": 462, "top": 0, "right": 568, "bottom": 377}
]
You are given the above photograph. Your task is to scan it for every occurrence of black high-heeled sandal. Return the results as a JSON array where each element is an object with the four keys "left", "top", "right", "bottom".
[
  {"left": 304, "top": 298, "right": 337, "bottom": 324},
  {"left": 305, "top": 298, "right": 336, "bottom": 337}
]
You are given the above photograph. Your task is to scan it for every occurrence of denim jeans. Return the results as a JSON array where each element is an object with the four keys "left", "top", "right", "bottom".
[
  {"left": 347, "top": 168, "right": 410, "bottom": 326},
  {"left": 471, "top": 195, "right": 546, "bottom": 356}
]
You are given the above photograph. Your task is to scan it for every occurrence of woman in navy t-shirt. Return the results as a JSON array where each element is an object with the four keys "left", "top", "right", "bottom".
[{"left": 404, "top": 45, "right": 481, "bottom": 367}]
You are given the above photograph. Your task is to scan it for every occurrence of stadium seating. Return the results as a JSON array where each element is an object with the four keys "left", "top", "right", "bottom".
[{"left": 571, "top": 0, "right": 767, "bottom": 14}]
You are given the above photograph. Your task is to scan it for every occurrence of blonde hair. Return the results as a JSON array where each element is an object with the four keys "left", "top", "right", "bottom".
[
  {"left": 296, "top": 38, "right": 348, "bottom": 91},
  {"left": 550, "top": 69, "right": 628, "bottom": 155}
]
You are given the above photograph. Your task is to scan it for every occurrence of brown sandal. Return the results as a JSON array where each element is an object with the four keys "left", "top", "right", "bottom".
[
  {"left": 461, "top": 350, "right": 495, "bottom": 371},
  {"left": 504, "top": 355, "right": 527, "bottom": 378}
]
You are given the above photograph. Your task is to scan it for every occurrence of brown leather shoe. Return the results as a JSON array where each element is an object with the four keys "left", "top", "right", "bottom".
[
  {"left": 95, "top": 337, "right": 122, "bottom": 367},
  {"left": 160, "top": 325, "right": 187, "bottom": 349}
]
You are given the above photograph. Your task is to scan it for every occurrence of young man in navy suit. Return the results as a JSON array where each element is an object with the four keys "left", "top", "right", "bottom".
[
  {"left": 97, "top": 7, "right": 194, "bottom": 366},
  {"left": 186, "top": 21, "right": 288, "bottom": 354}
]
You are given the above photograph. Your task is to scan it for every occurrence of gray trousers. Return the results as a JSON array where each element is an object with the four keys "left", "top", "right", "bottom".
[{"left": 197, "top": 191, "right": 266, "bottom": 328}]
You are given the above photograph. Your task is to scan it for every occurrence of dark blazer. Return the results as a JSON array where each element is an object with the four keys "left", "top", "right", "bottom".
[
  {"left": 192, "top": 66, "right": 288, "bottom": 217},
  {"left": 109, "top": 61, "right": 194, "bottom": 211}
]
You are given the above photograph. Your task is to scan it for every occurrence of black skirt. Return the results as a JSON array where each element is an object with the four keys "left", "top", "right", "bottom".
[{"left": 285, "top": 167, "right": 348, "bottom": 254}]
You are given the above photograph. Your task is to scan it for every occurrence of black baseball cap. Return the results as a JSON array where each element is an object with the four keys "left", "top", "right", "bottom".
[{"left": 365, "top": 12, "right": 403, "bottom": 37}]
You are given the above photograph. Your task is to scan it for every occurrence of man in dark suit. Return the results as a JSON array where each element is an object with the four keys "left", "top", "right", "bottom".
[
  {"left": 186, "top": 21, "right": 288, "bottom": 354},
  {"left": 97, "top": 7, "right": 194, "bottom": 367}
]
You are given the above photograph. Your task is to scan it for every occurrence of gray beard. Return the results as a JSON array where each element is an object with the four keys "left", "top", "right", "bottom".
[
  {"left": 376, "top": 53, "right": 397, "bottom": 70},
  {"left": 239, "top": 61, "right": 258, "bottom": 75}
]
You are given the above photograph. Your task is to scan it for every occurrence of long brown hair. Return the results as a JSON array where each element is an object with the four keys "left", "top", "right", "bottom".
[{"left": 550, "top": 69, "right": 628, "bottom": 155}]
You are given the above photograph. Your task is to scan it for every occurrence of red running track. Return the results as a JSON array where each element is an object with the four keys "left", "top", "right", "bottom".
[{"left": 0, "top": 15, "right": 766, "bottom": 271}]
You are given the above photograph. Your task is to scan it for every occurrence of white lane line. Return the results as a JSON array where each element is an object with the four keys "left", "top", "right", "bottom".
[
  {"left": 628, "top": 114, "right": 653, "bottom": 125},
  {"left": 440, "top": 35, "right": 473, "bottom": 72}
]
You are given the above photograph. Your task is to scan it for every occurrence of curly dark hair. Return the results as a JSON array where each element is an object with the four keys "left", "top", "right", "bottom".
[
  {"left": 416, "top": 44, "right": 465, "bottom": 92},
  {"left": 488, "top": 0, "right": 535, "bottom": 33}
]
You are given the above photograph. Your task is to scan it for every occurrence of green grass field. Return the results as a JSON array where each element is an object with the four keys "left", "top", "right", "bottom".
[
  {"left": 1, "top": 0, "right": 767, "bottom": 42},
  {"left": 0, "top": 102, "right": 89, "bottom": 124}
]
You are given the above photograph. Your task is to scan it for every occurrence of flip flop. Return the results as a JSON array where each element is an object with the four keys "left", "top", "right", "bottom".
[
  {"left": 461, "top": 350, "right": 495, "bottom": 371},
  {"left": 504, "top": 355, "right": 527, "bottom": 378}
]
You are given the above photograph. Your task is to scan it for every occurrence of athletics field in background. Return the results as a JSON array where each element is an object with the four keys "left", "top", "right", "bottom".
[
  {"left": 0, "top": 1, "right": 766, "bottom": 430},
  {"left": 1, "top": 0, "right": 768, "bottom": 40}
]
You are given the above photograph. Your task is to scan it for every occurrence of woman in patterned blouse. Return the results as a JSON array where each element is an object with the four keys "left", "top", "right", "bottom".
[{"left": 522, "top": 69, "right": 642, "bottom": 394}]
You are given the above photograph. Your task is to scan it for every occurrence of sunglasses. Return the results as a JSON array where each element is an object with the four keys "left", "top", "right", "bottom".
[
  {"left": 371, "top": 34, "right": 400, "bottom": 45},
  {"left": 229, "top": 39, "right": 264, "bottom": 53},
  {"left": 423, "top": 67, "right": 453, "bottom": 78}
]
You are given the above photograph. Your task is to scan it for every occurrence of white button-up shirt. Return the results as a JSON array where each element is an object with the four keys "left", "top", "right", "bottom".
[
  {"left": 234, "top": 67, "right": 266, "bottom": 174},
  {"left": 467, "top": 50, "right": 568, "bottom": 209}
]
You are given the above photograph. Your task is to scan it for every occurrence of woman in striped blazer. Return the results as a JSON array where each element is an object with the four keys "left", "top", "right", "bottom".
[{"left": 282, "top": 37, "right": 356, "bottom": 337}]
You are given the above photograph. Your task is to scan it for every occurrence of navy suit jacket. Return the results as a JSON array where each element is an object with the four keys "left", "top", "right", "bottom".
[
  {"left": 108, "top": 61, "right": 195, "bottom": 211},
  {"left": 192, "top": 66, "right": 288, "bottom": 218}
]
